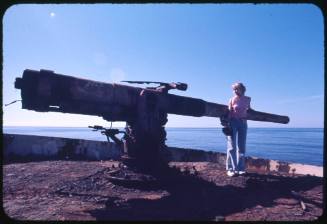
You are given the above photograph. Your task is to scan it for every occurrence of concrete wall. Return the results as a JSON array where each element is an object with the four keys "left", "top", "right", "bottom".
[
  {"left": 3, "top": 134, "right": 122, "bottom": 161},
  {"left": 168, "top": 147, "right": 323, "bottom": 177},
  {"left": 3, "top": 134, "right": 323, "bottom": 177}
]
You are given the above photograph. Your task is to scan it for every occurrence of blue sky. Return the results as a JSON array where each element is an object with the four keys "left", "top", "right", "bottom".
[{"left": 3, "top": 4, "right": 324, "bottom": 127}]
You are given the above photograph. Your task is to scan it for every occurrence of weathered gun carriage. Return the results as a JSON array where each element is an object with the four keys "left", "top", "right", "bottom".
[{"left": 15, "top": 69, "right": 289, "bottom": 169}]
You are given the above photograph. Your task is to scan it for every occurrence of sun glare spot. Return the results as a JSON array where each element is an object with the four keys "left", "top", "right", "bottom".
[{"left": 50, "top": 12, "right": 56, "bottom": 18}]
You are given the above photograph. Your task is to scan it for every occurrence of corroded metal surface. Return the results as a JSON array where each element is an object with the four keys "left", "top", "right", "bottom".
[{"left": 15, "top": 69, "right": 289, "bottom": 123}]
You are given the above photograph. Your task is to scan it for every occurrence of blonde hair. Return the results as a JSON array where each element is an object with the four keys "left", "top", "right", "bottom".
[{"left": 232, "top": 82, "right": 246, "bottom": 93}]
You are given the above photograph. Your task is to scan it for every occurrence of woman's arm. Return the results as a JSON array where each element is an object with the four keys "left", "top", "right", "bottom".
[{"left": 228, "top": 98, "right": 233, "bottom": 111}]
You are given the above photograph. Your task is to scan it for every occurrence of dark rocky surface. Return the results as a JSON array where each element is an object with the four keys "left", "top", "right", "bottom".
[{"left": 2, "top": 160, "right": 324, "bottom": 221}]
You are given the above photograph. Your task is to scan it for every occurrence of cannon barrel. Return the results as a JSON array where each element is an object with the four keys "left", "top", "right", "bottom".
[{"left": 15, "top": 69, "right": 289, "bottom": 124}]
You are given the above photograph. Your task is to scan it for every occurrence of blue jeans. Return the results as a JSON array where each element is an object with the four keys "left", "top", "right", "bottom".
[{"left": 226, "top": 118, "right": 247, "bottom": 172}]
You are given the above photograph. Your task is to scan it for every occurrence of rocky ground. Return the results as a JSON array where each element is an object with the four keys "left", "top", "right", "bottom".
[{"left": 2, "top": 160, "right": 324, "bottom": 221}]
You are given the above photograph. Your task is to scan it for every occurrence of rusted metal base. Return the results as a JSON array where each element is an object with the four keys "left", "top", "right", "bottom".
[
  {"left": 105, "top": 166, "right": 159, "bottom": 189},
  {"left": 120, "top": 154, "right": 169, "bottom": 173},
  {"left": 122, "top": 104, "right": 169, "bottom": 171}
]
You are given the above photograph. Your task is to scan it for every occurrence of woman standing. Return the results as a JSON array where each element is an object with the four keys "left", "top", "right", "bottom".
[{"left": 225, "top": 82, "right": 251, "bottom": 177}]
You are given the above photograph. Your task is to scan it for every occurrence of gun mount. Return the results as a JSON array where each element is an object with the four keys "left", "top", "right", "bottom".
[
  {"left": 88, "top": 125, "right": 125, "bottom": 146},
  {"left": 15, "top": 69, "right": 289, "bottom": 169}
]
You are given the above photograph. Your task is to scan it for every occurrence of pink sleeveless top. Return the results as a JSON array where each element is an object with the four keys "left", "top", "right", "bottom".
[{"left": 229, "top": 95, "right": 251, "bottom": 119}]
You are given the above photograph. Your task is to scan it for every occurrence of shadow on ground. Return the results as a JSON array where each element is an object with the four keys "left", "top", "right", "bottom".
[{"left": 86, "top": 166, "right": 323, "bottom": 221}]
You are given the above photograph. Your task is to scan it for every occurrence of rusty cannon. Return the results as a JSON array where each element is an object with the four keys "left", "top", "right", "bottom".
[{"left": 14, "top": 69, "right": 289, "bottom": 169}]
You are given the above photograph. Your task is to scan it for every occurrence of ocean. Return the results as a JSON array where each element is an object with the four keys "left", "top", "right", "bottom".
[{"left": 3, "top": 127, "right": 324, "bottom": 166}]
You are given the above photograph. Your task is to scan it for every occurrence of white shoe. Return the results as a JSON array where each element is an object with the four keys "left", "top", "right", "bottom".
[
  {"left": 238, "top": 171, "right": 246, "bottom": 175},
  {"left": 227, "top": 170, "right": 236, "bottom": 177}
]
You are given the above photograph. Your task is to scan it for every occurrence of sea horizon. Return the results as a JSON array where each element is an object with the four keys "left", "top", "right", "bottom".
[{"left": 3, "top": 126, "right": 324, "bottom": 166}]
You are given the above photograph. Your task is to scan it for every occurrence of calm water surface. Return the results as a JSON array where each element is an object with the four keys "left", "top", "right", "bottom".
[{"left": 3, "top": 127, "right": 324, "bottom": 166}]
